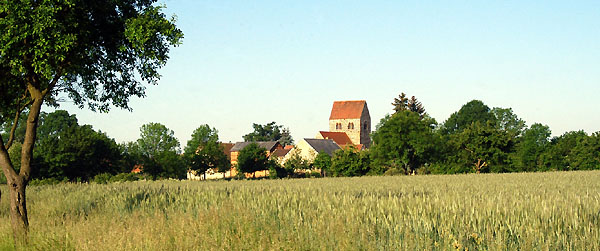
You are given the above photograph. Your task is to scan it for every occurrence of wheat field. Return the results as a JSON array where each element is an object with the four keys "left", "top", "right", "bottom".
[{"left": 0, "top": 171, "right": 598, "bottom": 250}]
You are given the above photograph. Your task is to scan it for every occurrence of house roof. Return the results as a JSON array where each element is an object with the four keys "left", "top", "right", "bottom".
[
  {"left": 304, "top": 138, "right": 341, "bottom": 156},
  {"left": 272, "top": 148, "right": 292, "bottom": 157},
  {"left": 329, "top": 100, "right": 366, "bottom": 120},
  {"left": 318, "top": 131, "right": 353, "bottom": 146},
  {"left": 231, "top": 141, "right": 281, "bottom": 152},
  {"left": 221, "top": 143, "right": 235, "bottom": 157}
]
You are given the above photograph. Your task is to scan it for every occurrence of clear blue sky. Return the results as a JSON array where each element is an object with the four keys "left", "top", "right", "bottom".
[{"left": 54, "top": 0, "right": 600, "bottom": 146}]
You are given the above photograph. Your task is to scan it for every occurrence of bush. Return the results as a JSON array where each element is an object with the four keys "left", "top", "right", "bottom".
[
  {"left": 383, "top": 168, "right": 404, "bottom": 176},
  {"left": 29, "top": 177, "right": 64, "bottom": 186},
  {"left": 94, "top": 173, "right": 113, "bottom": 184}
]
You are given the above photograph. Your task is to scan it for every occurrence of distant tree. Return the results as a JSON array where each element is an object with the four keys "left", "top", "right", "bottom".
[
  {"left": 283, "top": 151, "right": 310, "bottom": 177},
  {"left": 453, "top": 121, "right": 514, "bottom": 173},
  {"left": 407, "top": 96, "right": 426, "bottom": 117},
  {"left": 236, "top": 143, "right": 269, "bottom": 178},
  {"left": 136, "top": 123, "right": 180, "bottom": 158},
  {"left": 512, "top": 123, "right": 551, "bottom": 172},
  {"left": 0, "top": 0, "right": 182, "bottom": 238},
  {"left": 441, "top": 100, "right": 496, "bottom": 135},
  {"left": 183, "top": 124, "right": 219, "bottom": 156},
  {"left": 569, "top": 132, "right": 600, "bottom": 170},
  {"left": 188, "top": 141, "right": 230, "bottom": 179},
  {"left": 330, "top": 147, "right": 370, "bottom": 177},
  {"left": 279, "top": 127, "right": 294, "bottom": 146},
  {"left": 492, "top": 107, "right": 526, "bottom": 137},
  {"left": 313, "top": 152, "right": 332, "bottom": 177},
  {"left": 183, "top": 125, "right": 229, "bottom": 179},
  {"left": 540, "top": 130, "right": 590, "bottom": 171},
  {"left": 392, "top": 93, "right": 409, "bottom": 113},
  {"left": 371, "top": 110, "right": 440, "bottom": 175},
  {"left": 34, "top": 125, "right": 122, "bottom": 181},
  {"left": 243, "top": 122, "right": 293, "bottom": 146},
  {"left": 134, "top": 123, "right": 183, "bottom": 178}
]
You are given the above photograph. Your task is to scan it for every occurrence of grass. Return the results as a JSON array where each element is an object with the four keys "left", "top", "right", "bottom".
[{"left": 0, "top": 170, "right": 598, "bottom": 250}]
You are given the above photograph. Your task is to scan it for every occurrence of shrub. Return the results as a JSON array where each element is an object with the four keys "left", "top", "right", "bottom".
[
  {"left": 94, "top": 173, "right": 113, "bottom": 184},
  {"left": 383, "top": 168, "right": 403, "bottom": 176}
]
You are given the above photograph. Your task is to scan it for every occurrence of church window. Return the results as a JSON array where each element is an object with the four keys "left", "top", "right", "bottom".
[
  {"left": 336, "top": 123, "right": 342, "bottom": 130},
  {"left": 363, "top": 122, "right": 368, "bottom": 130},
  {"left": 348, "top": 123, "right": 354, "bottom": 129}
]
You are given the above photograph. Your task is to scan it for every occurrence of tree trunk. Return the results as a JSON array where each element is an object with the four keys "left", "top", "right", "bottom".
[{"left": 8, "top": 177, "right": 29, "bottom": 243}]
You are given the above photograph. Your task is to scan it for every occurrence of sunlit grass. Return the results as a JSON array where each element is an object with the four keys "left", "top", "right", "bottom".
[{"left": 0, "top": 170, "right": 599, "bottom": 250}]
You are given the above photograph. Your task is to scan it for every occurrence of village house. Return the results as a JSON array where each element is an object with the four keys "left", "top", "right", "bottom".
[
  {"left": 187, "top": 100, "right": 371, "bottom": 180},
  {"left": 230, "top": 141, "right": 283, "bottom": 178}
]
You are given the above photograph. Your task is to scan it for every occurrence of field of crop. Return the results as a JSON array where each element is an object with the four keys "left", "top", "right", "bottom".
[{"left": 0, "top": 170, "right": 598, "bottom": 250}]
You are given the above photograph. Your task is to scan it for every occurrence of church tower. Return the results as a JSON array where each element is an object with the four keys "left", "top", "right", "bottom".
[{"left": 328, "top": 100, "right": 371, "bottom": 148}]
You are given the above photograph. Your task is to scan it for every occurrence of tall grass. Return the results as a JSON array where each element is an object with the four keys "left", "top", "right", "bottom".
[{"left": 0, "top": 171, "right": 598, "bottom": 250}]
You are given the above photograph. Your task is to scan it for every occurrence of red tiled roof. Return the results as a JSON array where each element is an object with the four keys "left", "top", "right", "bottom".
[
  {"left": 318, "top": 131, "right": 353, "bottom": 146},
  {"left": 329, "top": 100, "right": 366, "bottom": 120},
  {"left": 284, "top": 145, "right": 294, "bottom": 150},
  {"left": 131, "top": 165, "right": 143, "bottom": 174}
]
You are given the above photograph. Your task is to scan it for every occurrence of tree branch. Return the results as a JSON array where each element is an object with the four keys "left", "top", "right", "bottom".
[{"left": 5, "top": 109, "right": 22, "bottom": 150}]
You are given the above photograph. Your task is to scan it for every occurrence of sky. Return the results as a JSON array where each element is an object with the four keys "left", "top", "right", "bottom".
[{"left": 51, "top": 0, "right": 600, "bottom": 146}]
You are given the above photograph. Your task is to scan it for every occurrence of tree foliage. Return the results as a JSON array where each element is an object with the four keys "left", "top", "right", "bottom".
[
  {"left": 371, "top": 110, "right": 439, "bottom": 174},
  {"left": 243, "top": 122, "right": 293, "bottom": 145},
  {"left": 441, "top": 100, "right": 496, "bottom": 135},
  {"left": 236, "top": 143, "right": 269, "bottom": 177},
  {"left": 133, "top": 123, "right": 184, "bottom": 178},
  {"left": 0, "top": 0, "right": 182, "bottom": 238},
  {"left": 330, "top": 147, "right": 370, "bottom": 177}
]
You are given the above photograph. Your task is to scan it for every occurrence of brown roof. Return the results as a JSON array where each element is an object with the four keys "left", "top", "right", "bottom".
[
  {"left": 272, "top": 148, "right": 292, "bottom": 157},
  {"left": 221, "top": 143, "right": 235, "bottom": 158},
  {"left": 230, "top": 141, "right": 281, "bottom": 152},
  {"left": 318, "top": 131, "right": 353, "bottom": 146},
  {"left": 329, "top": 100, "right": 366, "bottom": 120},
  {"left": 284, "top": 145, "right": 294, "bottom": 150}
]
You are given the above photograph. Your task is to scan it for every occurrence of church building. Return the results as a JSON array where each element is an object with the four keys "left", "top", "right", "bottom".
[{"left": 326, "top": 100, "right": 371, "bottom": 148}]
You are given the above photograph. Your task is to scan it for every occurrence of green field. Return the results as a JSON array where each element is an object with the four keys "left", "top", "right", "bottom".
[{"left": 1, "top": 171, "right": 599, "bottom": 250}]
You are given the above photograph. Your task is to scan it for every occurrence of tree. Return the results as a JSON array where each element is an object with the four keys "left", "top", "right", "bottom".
[
  {"left": 330, "top": 147, "right": 370, "bottom": 177},
  {"left": 371, "top": 110, "right": 439, "bottom": 175},
  {"left": 134, "top": 123, "right": 183, "bottom": 178},
  {"left": 34, "top": 124, "right": 122, "bottom": 181},
  {"left": 136, "top": 123, "right": 180, "bottom": 158},
  {"left": 407, "top": 96, "right": 426, "bottom": 117},
  {"left": 243, "top": 122, "right": 293, "bottom": 146},
  {"left": 392, "top": 93, "right": 409, "bottom": 113},
  {"left": 491, "top": 107, "right": 526, "bottom": 137},
  {"left": 569, "top": 132, "right": 600, "bottom": 170},
  {"left": 441, "top": 100, "right": 496, "bottom": 135},
  {"left": 540, "top": 130, "right": 590, "bottom": 171},
  {"left": 453, "top": 121, "right": 514, "bottom": 173},
  {"left": 236, "top": 143, "right": 269, "bottom": 178},
  {"left": 183, "top": 125, "right": 219, "bottom": 157},
  {"left": 512, "top": 123, "right": 551, "bottom": 172},
  {"left": 0, "top": 0, "right": 182, "bottom": 238},
  {"left": 283, "top": 151, "right": 310, "bottom": 177},
  {"left": 313, "top": 152, "right": 332, "bottom": 177},
  {"left": 279, "top": 127, "right": 294, "bottom": 146},
  {"left": 183, "top": 125, "right": 229, "bottom": 179}
]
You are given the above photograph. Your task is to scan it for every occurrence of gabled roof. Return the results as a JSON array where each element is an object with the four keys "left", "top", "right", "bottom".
[
  {"left": 231, "top": 141, "right": 281, "bottom": 152},
  {"left": 318, "top": 131, "right": 353, "bottom": 146},
  {"left": 304, "top": 138, "right": 341, "bottom": 156},
  {"left": 272, "top": 148, "right": 292, "bottom": 157},
  {"left": 329, "top": 100, "right": 366, "bottom": 120}
]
